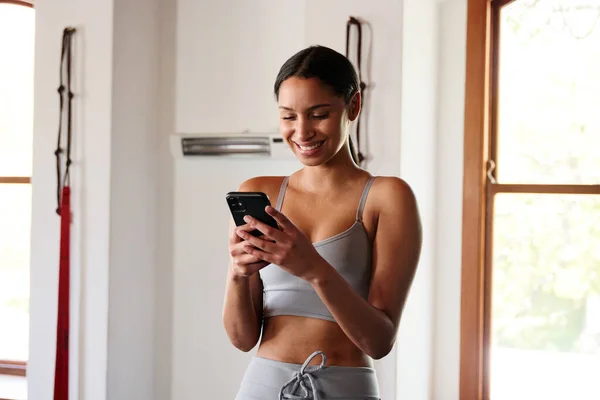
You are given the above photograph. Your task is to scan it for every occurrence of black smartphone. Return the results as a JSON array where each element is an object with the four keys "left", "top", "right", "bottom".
[{"left": 226, "top": 192, "right": 279, "bottom": 237}]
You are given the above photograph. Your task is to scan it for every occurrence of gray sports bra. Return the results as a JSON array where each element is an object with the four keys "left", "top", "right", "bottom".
[{"left": 259, "top": 176, "right": 376, "bottom": 322}]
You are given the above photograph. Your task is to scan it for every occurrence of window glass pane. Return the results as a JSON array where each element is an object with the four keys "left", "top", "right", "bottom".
[
  {"left": 497, "top": 0, "right": 600, "bottom": 184},
  {"left": 0, "top": 184, "right": 31, "bottom": 362},
  {"left": 0, "top": 4, "right": 35, "bottom": 177},
  {"left": 490, "top": 193, "right": 600, "bottom": 400}
]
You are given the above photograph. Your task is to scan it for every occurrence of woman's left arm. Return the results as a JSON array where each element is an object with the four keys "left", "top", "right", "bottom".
[
  {"left": 238, "top": 177, "right": 422, "bottom": 359},
  {"left": 309, "top": 178, "right": 422, "bottom": 358}
]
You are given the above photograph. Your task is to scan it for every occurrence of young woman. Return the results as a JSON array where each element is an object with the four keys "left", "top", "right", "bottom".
[{"left": 223, "top": 45, "right": 422, "bottom": 400}]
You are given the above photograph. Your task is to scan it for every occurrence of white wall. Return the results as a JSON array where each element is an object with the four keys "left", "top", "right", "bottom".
[
  {"left": 433, "top": 0, "right": 467, "bottom": 399},
  {"left": 154, "top": 0, "right": 177, "bottom": 398},
  {"left": 396, "top": 0, "right": 439, "bottom": 399},
  {"left": 175, "top": 1, "right": 307, "bottom": 134},
  {"left": 107, "top": 0, "right": 162, "bottom": 397}
]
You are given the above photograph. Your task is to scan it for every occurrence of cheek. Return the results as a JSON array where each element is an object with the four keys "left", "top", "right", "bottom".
[
  {"left": 319, "top": 118, "right": 344, "bottom": 138},
  {"left": 279, "top": 121, "right": 294, "bottom": 139}
]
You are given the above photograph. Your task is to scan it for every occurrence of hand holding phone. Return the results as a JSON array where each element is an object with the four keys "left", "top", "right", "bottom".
[
  {"left": 226, "top": 191, "right": 278, "bottom": 276},
  {"left": 227, "top": 220, "right": 270, "bottom": 277}
]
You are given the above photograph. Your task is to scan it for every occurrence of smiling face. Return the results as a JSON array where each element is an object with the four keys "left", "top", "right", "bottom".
[{"left": 277, "top": 77, "right": 360, "bottom": 167}]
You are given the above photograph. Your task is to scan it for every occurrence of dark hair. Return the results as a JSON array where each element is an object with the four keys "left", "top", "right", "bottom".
[{"left": 274, "top": 45, "right": 361, "bottom": 165}]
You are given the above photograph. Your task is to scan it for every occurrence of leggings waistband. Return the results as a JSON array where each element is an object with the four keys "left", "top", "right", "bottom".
[{"left": 236, "top": 351, "right": 380, "bottom": 400}]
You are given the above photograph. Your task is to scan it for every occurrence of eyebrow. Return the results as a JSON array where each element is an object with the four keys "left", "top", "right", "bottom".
[{"left": 278, "top": 103, "right": 332, "bottom": 112}]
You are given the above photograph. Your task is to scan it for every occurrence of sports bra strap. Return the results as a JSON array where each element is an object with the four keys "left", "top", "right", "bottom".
[
  {"left": 356, "top": 176, "right": 376, "bottom": 221},
  {"left": 275, "top": 176, "right": 289, "bottom": 211}
]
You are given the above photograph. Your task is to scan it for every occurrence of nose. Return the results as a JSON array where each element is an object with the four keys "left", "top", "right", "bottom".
[{"left": 295, "top": 117, "right": 315, "bottom": 142}]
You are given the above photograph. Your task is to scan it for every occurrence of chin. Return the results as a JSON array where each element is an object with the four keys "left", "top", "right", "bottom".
[
  {"left": 294, "top": 151, "right": 336, "bottom": 167},
  {"left": 297, "top": 157, "right": 326, "bottom": 167}
]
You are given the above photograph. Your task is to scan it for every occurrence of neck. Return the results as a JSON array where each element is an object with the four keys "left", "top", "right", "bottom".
[{"left": 297, "top": 142, "right": 364, "bottom": 192}]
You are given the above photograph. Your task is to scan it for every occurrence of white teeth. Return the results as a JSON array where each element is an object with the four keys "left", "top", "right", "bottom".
[{"left": 299, "top": 142, "right": 323, "bottom": 151}]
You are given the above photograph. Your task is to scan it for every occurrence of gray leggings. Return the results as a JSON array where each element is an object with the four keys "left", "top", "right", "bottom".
[{"left": 235, "top": 351, "right": 380, "bottom": 400}]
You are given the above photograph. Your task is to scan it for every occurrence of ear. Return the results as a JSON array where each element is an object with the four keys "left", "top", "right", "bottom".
[{"left": 348, "top": 91, "right": 362, "bottom": 122}]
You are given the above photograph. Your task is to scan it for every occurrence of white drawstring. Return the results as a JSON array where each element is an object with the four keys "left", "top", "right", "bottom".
[{"left": 279, "top": 351, "right": 327, "bottom": 400}]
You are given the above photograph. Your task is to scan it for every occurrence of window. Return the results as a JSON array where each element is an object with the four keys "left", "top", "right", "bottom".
[
  {"left": 0, "top": 0, "right": 35, "bottom": 380},
  {"left": 461, "top": 0, "right": 600, "bottom": 399}
]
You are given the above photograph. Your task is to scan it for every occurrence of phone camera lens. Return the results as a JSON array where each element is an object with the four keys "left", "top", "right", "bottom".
[{"left": 227, "top": 196, "right": 246, "bottom": 212}]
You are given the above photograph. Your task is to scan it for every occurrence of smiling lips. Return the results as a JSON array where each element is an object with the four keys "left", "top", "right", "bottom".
[{"left": 295, "top": 140, "right": 325, "bottom": 155}]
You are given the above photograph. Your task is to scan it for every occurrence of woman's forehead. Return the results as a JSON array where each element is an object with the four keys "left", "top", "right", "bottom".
[{"left": 278, "top": 77, "right": 343, "bottom": 109}]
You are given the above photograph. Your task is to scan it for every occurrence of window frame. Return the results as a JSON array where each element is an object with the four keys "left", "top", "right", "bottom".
[
  {"left": 460, "top": 1, "right": 491, "bottom": 397},
  {"left": 460, "top": 0, "right": 600, "bottom": 398},
  {"left": 1, "top": 0, "right": 33, "bottom": 7},
  {"left": 0, "top": 0, "right": 34, "bottom": 379}
]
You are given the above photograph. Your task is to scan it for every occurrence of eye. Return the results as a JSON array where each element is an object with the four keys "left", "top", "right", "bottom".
[
  {"left": 281, "top": 116, "right": 296, "bottom": 121},
  {"left": 312, "top": 113, "right": 329, "bottom": 120}
]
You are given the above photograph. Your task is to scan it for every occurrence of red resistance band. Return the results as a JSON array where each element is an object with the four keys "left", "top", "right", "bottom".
[
  {"left": 53, "top": 26, "right": 76, "bottom": 400},
  {"left": 54, "top": 187, "right": 71, "bottom": 400}
]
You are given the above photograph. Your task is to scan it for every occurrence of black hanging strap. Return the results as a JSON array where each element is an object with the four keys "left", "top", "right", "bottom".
[
  {"left": 55, "top": 27, "right": 76, "bottom": 215},
  {"left": 345, "top": 16, "right": 366, "bottom": 165}
]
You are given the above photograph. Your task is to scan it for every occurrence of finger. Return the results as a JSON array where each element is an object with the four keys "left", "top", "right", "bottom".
[
  {"left": 231, "top": 224, "right": 259, "bottom": 245},
  {"left": 230, "top": 238, "right": 264, "bottom": 257},
  {"left": 237, "top": 229, "right": 277, "bottom": 253},
  {"left": 235, "top": 223, "right": 256, "bottom": 233},
  {"left": 265, "top": 206, "right": 295, "bottom": 231},
  {"left": 234, "top": 252, "right": 265, "bottom": 265},
  {"left": 244, "top": 244, "right": 279, "bottom": 265},
  {"left": 229, "top": 244, "right": 252, "bottom": 258},
  {"left": 243, "top": 215, "right": 285, "bottom": 242},
  {"left": 229, "top": 219, "right": 258, "bottom": 242},
  {"left": 235, "top": 224, "right": 271, "bottom": 240},
  {"left": 229, "top": 234, "right": 241, "bottom": 245}
]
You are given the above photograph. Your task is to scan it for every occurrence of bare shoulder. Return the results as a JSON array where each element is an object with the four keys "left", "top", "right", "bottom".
[
  {"left": 237, "top": 176, "right": 287, "bottom": 205},
  {"left": 369, "top": 176, "right": 418, "bottom": 212}
]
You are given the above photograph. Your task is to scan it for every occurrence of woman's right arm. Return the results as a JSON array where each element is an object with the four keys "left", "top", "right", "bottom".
[{"left": 222, "top": 179, "right": 269, "bottom": 352}]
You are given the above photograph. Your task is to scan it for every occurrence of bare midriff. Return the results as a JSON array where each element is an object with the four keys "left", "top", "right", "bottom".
[{"left": 256, "top": 315, "right": 373, "bottom": 368}]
